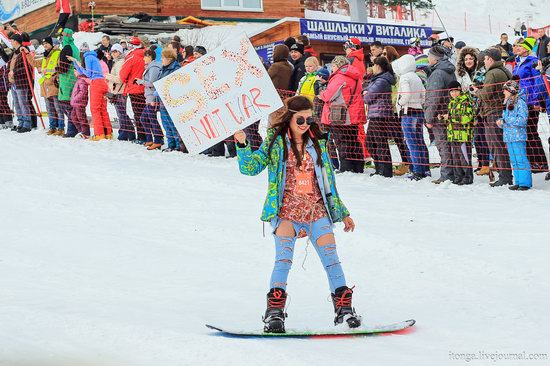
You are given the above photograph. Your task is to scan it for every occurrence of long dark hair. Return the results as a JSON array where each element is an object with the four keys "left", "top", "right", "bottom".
[
  {"left": 267, "top": 96, "right": 323, "bottom": 168},
  {"left": 374, "top": 56, "right": 393, "bottom": 75}
]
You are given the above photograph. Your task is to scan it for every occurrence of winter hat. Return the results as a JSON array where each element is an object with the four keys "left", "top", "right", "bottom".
[
  {"left": 415, "top": 54, "right": 429, "bottom": 68},
  {"left": 331, "top": 55, "right": 349, "bottom": 69},
  {"left": 290, "top": 43, "right": 304, "bottom": 55},
  {"left": 448, "top": 81, "right": 462, "bottom": 91},
  {"left": 428, "top": 45, "right": 446, "bottom": 59},
  {"left": 503, "top": 79, "right": 519, "bottom": 94},
  {"left": 194, "top": 45, "right": 207, "bottom": 55},
  {"left": 344, "top": 37, "right": 362, "bottom": 49},
  {"left": 484, "top": 47, "right": 502, "bottom": 62},
  {"left": 110, "top": 43, "right": 123, "bottom": 54},
  {"left": 316, "top": 66, "right": 330, "bottom": 81},
  {"left": 62, "top": 28, "right": 74, "bottom": 37},
  {"left": 284, "top": 37, "right": 296, "bottom": 50},
  {"left": 9, "top": 33, "right": 23, "bottom": 45},
  {"left": 79, "top": 42, "right": 90, "bottom": 52},
  {"left": 520, "top": 37, "right": 536, "bottom": 53},
  {"left": 455, "top": 41, "right": 466, "bottom": 49},
  {"left": 129, "top": 36, "right": 142, "bottom": 46},
  {"left": 438, "top": 32, "right": 454, "bottom": 43},
  {"left": 42, "top": 36, "right": 53, "bottom": 47}
]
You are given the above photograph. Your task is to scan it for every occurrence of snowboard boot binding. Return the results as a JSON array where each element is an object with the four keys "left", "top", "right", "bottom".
[
  {"left": 263, "top": 288, "right": 287, "bottom": 333},
  {"left": 332, "top": 286, "right": 361, "bottom": 328}
]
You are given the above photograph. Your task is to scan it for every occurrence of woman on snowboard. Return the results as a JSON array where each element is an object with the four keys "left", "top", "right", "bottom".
[{"left": 234, "top": 95, "right": 360, "bottom": 333}]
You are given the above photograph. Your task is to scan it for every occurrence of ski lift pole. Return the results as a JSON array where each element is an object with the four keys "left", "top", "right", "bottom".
[{"left": 88, "top": 1, "right": 96, "bottom": 32}]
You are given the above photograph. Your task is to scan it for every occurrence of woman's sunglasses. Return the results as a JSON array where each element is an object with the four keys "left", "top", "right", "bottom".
[{"left": 296, "top": 116, "right": 315, "bottom": 125}]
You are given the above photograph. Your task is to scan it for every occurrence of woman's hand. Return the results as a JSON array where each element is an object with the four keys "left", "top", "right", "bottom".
[
  {"left": 234, "top": 130, "right": 246, "bottom": 144},
  {"left": 66, "top": 56, "right": 75, "bottom": 62},
  {"left": 343, "top": 216, "right": 355, "bottom": 232},
  {"left": 496, "top": 119, "right": 503, "bottom": 127}
]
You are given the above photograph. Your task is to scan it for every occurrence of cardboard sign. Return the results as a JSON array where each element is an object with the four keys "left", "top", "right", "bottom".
[{"left": 154, "top": 33, "right": 284, "bottom": 154}]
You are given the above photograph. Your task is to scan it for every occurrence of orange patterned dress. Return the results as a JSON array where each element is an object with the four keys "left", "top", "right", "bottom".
[{"left": 278, "top": 149, "right": 327, "bottom": 228}]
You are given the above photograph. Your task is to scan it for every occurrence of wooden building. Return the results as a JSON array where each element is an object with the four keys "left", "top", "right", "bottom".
[{"left": 12, "top": 0, "right": 305, "bottom": 36}]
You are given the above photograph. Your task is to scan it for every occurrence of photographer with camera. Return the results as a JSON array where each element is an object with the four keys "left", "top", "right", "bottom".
[{"left": 512, "top": 37, "right": 549, "bottom": 173}]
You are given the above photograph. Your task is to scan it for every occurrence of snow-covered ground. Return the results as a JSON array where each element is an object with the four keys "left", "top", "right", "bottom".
[{"left": 1, "top": 129, "right": 549, "bottom": 365}]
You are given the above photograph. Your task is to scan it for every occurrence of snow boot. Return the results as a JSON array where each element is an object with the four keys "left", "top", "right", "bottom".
[
  {"left": 147, "top": 143, "right": 162, "bottom": 151},
  {"left": 475, "top": 166, "right": 490, "bottom": 176},
  {"left": 331, "top": 286, "right": 361, "bottom": 328},
  {"left": 263, "top": 288, "right": 287, "bottom": 333},
  {"left": 46, "top": 128, "right": 57, "bottom": 135},
  {"left": 393, "top": 164, "right": 410, "bottom": 176}
]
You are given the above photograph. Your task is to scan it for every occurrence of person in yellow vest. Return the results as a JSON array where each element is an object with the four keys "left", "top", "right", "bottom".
[
  {"left": 296, "top": 56, "right": 320, "bottom": 101},
  {"left": 37, "top": 37, "right": 63, "bottom": 135}
]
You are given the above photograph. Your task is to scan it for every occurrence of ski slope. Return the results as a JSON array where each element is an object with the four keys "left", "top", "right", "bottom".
[{"left": 1, "top": 130, "right": 549, "bottom": 365}]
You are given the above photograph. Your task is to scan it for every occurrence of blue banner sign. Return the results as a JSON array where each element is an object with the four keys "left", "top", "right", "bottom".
[
  {"left": 300, "top": 19, "right": 433, "bottom": 47},
  {"left": 254, "top": 41, "right": 283, "bottom": 64}
]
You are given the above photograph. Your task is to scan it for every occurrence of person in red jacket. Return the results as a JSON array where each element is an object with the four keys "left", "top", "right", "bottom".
[
  {"left": 52, "top": 0, "right": 72, "bottom": 36},
  {"left": 319, "top": 56, "right": 366, "bottom": 173},
  {"left": 344, "top": 38, "right": 366, "bottom": 80},
  {"left": 119, "top": 36, "right": 147, "bottom": 143}
]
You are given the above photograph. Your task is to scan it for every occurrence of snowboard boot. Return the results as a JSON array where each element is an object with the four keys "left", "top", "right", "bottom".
[
  {"left": 331, "top": 286, "right": 361, "bottom": 328},
  {"left": 263, "top": 288, "right": 287, "bottom": 333}
]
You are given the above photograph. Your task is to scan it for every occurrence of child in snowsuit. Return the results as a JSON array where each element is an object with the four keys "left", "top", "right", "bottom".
[
  {"left": 442, "top": 81, "right": 475, "bottom": 185},
  {"left": 296, "top": 56, "right": 320, "bottom": 101},
  {"left": 497, "top": 79, "right": 532, "bottom": 190},
  {"left": 70, "top": 69, "right": 90, "bottom": 137},
  {"left": 234, "top": 96, "right": 360, "bottom": 334},
  {"left": 70, "top": 49, "right": 111, "bottom": 140},
  {"left": 312, "top": 67, "right": 330, "bottom": 123}
]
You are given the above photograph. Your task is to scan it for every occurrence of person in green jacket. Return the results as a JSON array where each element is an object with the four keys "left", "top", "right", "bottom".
[
  {"left": 55, "top": 28, "right": 80, "bottom": 137},
  {"left": 234, "top": 95, "right": 360, "bottom": 333},
  {"left": 440, "top": 81, "right": 475, "bottom": 185}
]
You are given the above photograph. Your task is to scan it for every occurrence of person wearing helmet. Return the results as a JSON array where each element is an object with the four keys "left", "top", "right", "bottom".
[
  {"left": 344, "top": 37, "right": 365, "bottom": 79},
  {"left": 407, "top": 37, "right": 422, "bottom": 56}
]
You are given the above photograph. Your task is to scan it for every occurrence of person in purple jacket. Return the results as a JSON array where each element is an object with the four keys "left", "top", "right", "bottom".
[
  {"left": 363, "top": 56, "right": 397, "bottom": 177},
  {"left": 70, "top": 68, "right": 90, "bottom": 138}
]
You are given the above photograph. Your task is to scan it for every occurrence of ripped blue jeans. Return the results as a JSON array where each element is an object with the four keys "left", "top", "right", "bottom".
[{"left": 270, "top": 216, "right": 346, "bottom": 293}]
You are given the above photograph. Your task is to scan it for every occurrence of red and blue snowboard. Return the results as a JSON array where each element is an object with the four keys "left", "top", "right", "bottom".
[{"left": 206, "top": 319, "right": 415, "bottom": 338}]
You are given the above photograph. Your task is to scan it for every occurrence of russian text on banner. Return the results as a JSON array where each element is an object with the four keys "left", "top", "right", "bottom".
[{"left": 154, "top": 33, "right": 284, "bottom": 154}]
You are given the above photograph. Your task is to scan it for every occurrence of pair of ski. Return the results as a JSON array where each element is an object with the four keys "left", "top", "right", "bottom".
[{"left": 206, "top": 319, "right": 415, "bottom": 338}]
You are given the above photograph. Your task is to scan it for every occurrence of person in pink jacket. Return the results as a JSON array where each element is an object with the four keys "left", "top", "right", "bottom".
[
  {"left": 319, "top": 56, "right": 366, "bottom": 173},
  {"left": 408, "top": 37, "right": 423, "bottom": 56},
  {"left": 70, "top": 69, "right": 90, "bottom": 137}
]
